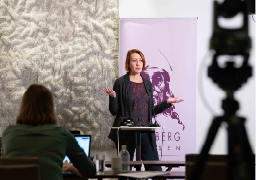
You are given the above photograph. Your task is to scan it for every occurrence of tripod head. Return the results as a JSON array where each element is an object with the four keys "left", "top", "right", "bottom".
[{"left": 208, "top": 0, "right": 252, "bottom": 93}]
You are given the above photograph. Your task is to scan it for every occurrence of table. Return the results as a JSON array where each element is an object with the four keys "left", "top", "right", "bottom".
[
  {"left": 63, "top": 170, "right": 185, "bottom": 179},
  {"left": 105, "top": 160, "right": 185, "bottom": 171},
  {"left": 143, "top": 160, "right": 185, "bottom": 171},
  {"left": 111, "top": 127, "right": 164, "bottom": 161},
  {"left": 105, "top": 160, "right": 142, "bottom": 169}
]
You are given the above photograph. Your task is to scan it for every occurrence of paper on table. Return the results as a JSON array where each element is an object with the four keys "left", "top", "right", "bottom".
[{"left": 117, "top": 172, "right": 168, "bottom": 179}]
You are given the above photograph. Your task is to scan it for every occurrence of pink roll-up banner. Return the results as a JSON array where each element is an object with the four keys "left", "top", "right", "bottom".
[{"left": 119, "top": 18, "right": 197, "bottom": 161}]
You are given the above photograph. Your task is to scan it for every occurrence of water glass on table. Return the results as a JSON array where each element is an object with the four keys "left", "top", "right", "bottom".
[{"left": 94, "top": 154, "right": 105, "bottom": 174}]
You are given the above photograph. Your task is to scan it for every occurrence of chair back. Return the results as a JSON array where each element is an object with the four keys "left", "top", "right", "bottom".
[
  {"left": 0, "top": 157, "right": 40, "bottom": 180},
  {"left": 0, "top": 164, "right": 40, "bottom": 180},
  {"left": 0, "top": 157, "right": 39, "bottom": 165},
  {"left": 185, "top": 154, "right": 227, "bottom": 180},
  {"left": 0, "top": 136, "right": 2, "bottom": 157}
]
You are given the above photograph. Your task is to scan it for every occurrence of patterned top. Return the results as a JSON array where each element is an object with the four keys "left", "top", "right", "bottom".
[{"left": 130, "top": 81, "right": 149, "bottom": 126}]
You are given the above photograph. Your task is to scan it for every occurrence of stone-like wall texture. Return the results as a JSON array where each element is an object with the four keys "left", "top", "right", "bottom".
[{"left": 0, "top": 0, "right": 118, "bottom": 149}]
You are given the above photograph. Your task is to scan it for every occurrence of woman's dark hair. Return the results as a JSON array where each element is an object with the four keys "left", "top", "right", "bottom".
[{"left": 16, "top": 84, "right": 57, "bottom": 125}]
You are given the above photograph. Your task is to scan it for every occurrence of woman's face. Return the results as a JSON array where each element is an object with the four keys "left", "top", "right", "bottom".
[{"left": 129, "top": 53, "right": 143, "bottom": 74}]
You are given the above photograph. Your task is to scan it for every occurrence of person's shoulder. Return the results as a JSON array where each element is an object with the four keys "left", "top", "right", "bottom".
[
  {"left": 142, "top": 77, "right": 152, "bottom": 85},
  {"left": 5, "top": 124, "right": 16, "bottom": 129},
  {"left": 4, "top": 124, "right": 25, "bottom": 131},
  {"left": 143, "top": 77, "right": 151, "bottom": 83},
  {"left": 56, "top": 126, "right": 75, "bottom": 137},
  {"left": 115, "top": 74, "right": 128, "bottom": 84},
  {"left": 31, "top": 124, "right": 68, "bottom": 135},
  {"left": 53, "top": 126, "right": 71, "bottom": 134},
  {"left": 3, "top": 124, "right": 16, "bottom": 132},
  {"left": 50, "top": 126, "right": 75, "bottom": 141},
  {"left": 2, "top": 124, "right": 23, "bottom": 136}
]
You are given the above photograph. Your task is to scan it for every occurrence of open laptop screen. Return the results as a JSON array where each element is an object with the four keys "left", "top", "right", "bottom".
[{"left": 63, "top": 135, "right": 91, "bottom": 163}]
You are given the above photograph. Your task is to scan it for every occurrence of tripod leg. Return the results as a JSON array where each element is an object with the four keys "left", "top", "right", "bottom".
[
  {"left": 187, "top": 117, "right": 223, "bottom": 180},
  {"left": 239, "top": 124, "right": 255, "bottom": 180},
  {"left": 228, "top": 117, "right": 255, "bottom": 180}
]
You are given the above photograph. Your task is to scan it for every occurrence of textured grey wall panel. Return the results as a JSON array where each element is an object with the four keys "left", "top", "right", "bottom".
[{"left": 0, "top": 0, "right": 119, "bottom": 149}]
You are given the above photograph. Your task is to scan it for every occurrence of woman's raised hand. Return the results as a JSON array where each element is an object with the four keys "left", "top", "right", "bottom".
[
  {"left": 167, "top": 97, "right": 184, "bottom": 104},
  {"left": 102, "top": 87, "right": 116, "bottom": 98}
]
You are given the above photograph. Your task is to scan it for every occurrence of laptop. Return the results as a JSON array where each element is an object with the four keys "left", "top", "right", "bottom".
[{"left": 63, "top": 135, "right": 91, "bottom": 163}]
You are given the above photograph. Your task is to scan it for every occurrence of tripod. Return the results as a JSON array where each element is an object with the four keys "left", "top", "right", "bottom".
[
  {"left": 188, "top": 1, "right": 255, "bottom": 180},
  {"left": 188, "top": 64, "right": 255, "bottom": 180}
]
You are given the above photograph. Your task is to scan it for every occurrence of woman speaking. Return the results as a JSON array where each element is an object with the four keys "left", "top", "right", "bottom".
[{"left": 103, "top": 49, "right": 183, "bottom": 170}]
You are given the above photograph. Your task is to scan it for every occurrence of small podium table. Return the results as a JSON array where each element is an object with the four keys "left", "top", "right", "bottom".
[{"left": 111, "top": 127, "right": 164, "bottom": 162}]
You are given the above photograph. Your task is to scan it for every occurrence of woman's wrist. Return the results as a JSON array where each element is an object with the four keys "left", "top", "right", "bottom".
[
  {"left": 69, "top": 165, "right": 83, "bottom": 177},
  {"left": 69, "top": 165, "right": 75, "bottom": 172},
  {"left": 109, "top": 91, "right": 116, "bottom": 98}
]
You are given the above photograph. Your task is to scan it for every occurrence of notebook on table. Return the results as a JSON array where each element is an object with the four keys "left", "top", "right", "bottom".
[{"left": 63, "top": 135, "right": 91, "bottom": 163}]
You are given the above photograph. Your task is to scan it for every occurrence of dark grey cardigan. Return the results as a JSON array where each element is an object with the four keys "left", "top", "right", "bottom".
[{"left": 108, "top": 72, "right": 172, "bottom": 149}]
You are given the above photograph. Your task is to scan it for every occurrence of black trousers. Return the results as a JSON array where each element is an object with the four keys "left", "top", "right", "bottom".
[{"left": 124, "top": 132, "right": 162, "bottom": 171}]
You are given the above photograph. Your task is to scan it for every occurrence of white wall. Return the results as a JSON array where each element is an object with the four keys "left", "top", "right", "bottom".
[{"left": 119, "top": 0, "right": 255, "bottom": 154}]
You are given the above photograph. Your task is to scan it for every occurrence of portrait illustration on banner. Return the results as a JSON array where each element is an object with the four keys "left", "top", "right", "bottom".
[{"left": 141, "top": 50, "right": 185, "bottom": 131}]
